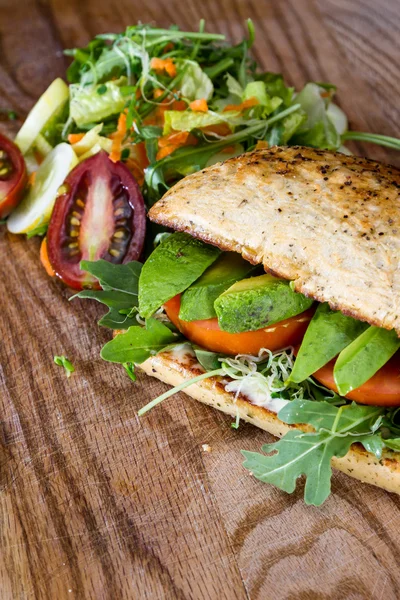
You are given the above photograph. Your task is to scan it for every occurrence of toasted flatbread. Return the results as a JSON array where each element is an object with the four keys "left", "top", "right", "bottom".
[
  {"left": 140, "top": 350, "right": 400, "bottom": 495},
  {"left": 149, "top": 146, "right": 400, "bottom": 335}
]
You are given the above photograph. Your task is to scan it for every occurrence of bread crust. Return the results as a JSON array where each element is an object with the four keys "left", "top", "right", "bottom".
[
  {"left": 149, "top": 146, "right": 400, "bottom": 334},
  {"left": 140, "top": 350, "right": 400, "bottom": 496}
]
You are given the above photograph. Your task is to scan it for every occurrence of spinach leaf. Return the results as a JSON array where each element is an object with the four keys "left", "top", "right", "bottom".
[
  {"left": 193, "top": 347, "right": 224, "bottom": 371},
  {"left": 138, "top": 232, "right": 221, "bottom": 318},
  {"left": 101, "top": 318, "right": 179, "bottom": 363},
  {"left": 242, "top": 400, "right": 384, "bottom": 505},
  {"left": 98, "top": 308, "right": 139, "bottom": 330},
  {"left": 72, "top": 260, "right": 142, "bottom": 330}
]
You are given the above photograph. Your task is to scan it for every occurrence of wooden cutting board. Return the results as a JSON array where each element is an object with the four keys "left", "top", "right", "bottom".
[{"left": 1, "top": 1, "right": 400, "bottom": 598}]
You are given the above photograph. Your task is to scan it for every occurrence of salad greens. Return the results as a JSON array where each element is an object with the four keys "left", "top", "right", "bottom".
[
  {"left": 9, "top": 19, "right": 400, "bottom": 230},
  {"left": 76, "top": 254, "right": 400, "bottom": 505}
]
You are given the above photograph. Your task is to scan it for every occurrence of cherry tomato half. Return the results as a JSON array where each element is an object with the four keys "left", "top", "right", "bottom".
[
  {"left": 164, "top": 294, "right": 314, "bottom": 355},
  {"left": 0, "top": 132, "right": 27, "bottom": 218},
  {"left": 312, "top": 354, "right": 400, "bottom": 407},
  {"left": 47, "top": 151, "right": 146, "bottom": 290}
]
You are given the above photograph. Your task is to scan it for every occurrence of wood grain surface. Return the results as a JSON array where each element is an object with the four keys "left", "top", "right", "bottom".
[{"left": 1, "top": 1, "right": 400, "bottom": 599}]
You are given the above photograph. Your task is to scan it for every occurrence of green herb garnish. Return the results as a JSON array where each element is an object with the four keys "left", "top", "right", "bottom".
[{"left": 54, "top": 355, "right": 75, "bottom": 377}]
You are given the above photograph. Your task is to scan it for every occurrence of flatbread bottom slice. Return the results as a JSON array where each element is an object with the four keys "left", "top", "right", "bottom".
[{"left": 140, "top": 351, "right": 400, "bottom": 496}]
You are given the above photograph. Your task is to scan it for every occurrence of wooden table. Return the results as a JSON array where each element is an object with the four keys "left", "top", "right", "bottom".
[{"left": 1, "top": 1, "right": 400, "bottom": 598}]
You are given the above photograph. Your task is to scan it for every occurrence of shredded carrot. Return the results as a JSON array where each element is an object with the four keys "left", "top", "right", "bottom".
[
  {"left": 145, "top": 90, "right": 186, "bottom": 127},
  {"left": 156, "top": 131, "right": 198, "bottom": 160},
  {"left": 220, "top": 145, "right": 237, "bottom": 154},
  {"left": 150, "top": 57, "right": 177, "bottom": 78},
  {"left": 201, "top": 123, "right": 232, "bottom": 137},
  {"left": 223, "top": 97, "right": 259, "bottom": 113},
  {"left": 123, "top": 142, "right": 149, "bottom": 186},
  {"left": 158, "top": 131, "right": 191, "bottom": 148},
  {"left": 189, "top": 98, "right": 208, "bottom": 112},
  {"left": 40, "top": 237, "right": 55, "bottom": 277},
  {"left": 28, "top": 171, "right": 37, "bottom": 186},
  {"left": 68, "top": 133, "right": 85, "bottom": 144},
  {"left": 255, "top": 140, "right": 269, "bottom": 150},
  {"left": 109, "top": 112, "right": 127, "bottom": 163},
  {"left": 163, "top": 42, "right": 174, "bottom": 53},
  {"left": 135, "top": 88, "right": 142, "bottom": 100},
  {"left": 33, "top": 150, "right": 43, "bottom": 165},
  {"left": 172, "top": 99, "right": 187, "bottom": 111}
]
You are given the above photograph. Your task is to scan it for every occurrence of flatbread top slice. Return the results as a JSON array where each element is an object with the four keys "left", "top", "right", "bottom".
[{"left": 149, "top": 146, "right": 400, "bottom": 334}]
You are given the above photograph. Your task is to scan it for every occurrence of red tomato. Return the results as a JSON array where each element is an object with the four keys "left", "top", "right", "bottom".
[
  {"left": 0, "top": 133, "right": 27, "bottom": 218},
  {"left": 313, "top": 354, "right": 400, "bottom": 406},
  {"left": 47, "top": 151, "right": 146, "bottom": 290},
  {"left": 164, "top": 294, "right": 314, "bottom": 355}
]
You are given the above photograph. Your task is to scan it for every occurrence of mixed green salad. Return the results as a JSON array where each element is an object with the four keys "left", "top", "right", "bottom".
[{"left": 2, "top": 21, "right": 400, "bottom": 506}]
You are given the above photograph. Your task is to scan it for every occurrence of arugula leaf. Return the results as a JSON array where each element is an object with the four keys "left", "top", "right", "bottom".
[
  {"left": 101, "top": 318, "right": 179, "bottom": 363},
  {"left": 242, "top": 400, "right": 384, "bottom": 505}
]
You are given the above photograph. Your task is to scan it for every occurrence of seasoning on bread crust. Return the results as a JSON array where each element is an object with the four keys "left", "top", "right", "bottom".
[{"left": 149, "top": 146, "right": 400, "bottom": 334}]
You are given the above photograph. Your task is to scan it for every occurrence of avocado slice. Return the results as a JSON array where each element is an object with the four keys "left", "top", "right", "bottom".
[
  {"left": 179, "top": 252, "right": 256, "bottom": 322},
  {"left": 288, "top": 304, "right": 369, "bottom": 383},
  {"left": 138, "top": 232, "right": 221, "bottom": 318},
  {"left": 334, "top": 326, "right": 400, "bottom": 396},
  {"left": 214, "top": 273, "right": 314, "bottom": 333}
]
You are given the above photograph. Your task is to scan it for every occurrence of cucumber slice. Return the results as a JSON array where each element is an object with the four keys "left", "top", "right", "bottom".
[
  {"left": 7, "top": 143, "right": 78, "bottom": 235},
  {"left": 15, "top": 78, "right": 69, "bottom": 155}
]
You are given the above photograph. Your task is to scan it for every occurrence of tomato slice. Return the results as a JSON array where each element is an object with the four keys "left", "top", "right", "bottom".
[
  {"left": 164, "top": 294, "right": 314, "bottom": 355},
  {"left": 47, "top": 151, "right": 146, "bottom": 290},
  {"left": 312, "top": 354, "right": 400, "bottom": 406},
  {"left": 0, "top": 133, "right": 27, "bottom": 218}
]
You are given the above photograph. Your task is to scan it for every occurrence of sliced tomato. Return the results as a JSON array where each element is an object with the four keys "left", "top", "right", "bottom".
[
  {"left": 47, "top": 151, "right": 146, "bottom": 290},
  {"left": 312, "top": 354, "right": 400, "bottom": 406},
  {"left": 0, "top": 133, "right": 27, "bottom": 218},
  {"left": 164, "top": 294, "right": 314, "bottom": 355}
]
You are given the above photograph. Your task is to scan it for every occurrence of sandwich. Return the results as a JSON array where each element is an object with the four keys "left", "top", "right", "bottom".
[{"left": 79, "top": 145, "right": 400, "bottom": 506}]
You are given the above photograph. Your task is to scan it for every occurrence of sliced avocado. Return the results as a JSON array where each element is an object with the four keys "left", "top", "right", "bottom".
[
  {"left": 214, "top": 273, "right": 314, "bottom": 333},
  {"left": 138, "top": 232, "right": 220, "bottom": 318},
  {"left": 289, "top": 304, "right": 369, "bottom": 383},
  {"left": 334, "top": 326, "right": 400, "bottom": 396},
  {"left": 179, "top": 252, "right": 256, "bottom": 322}
]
